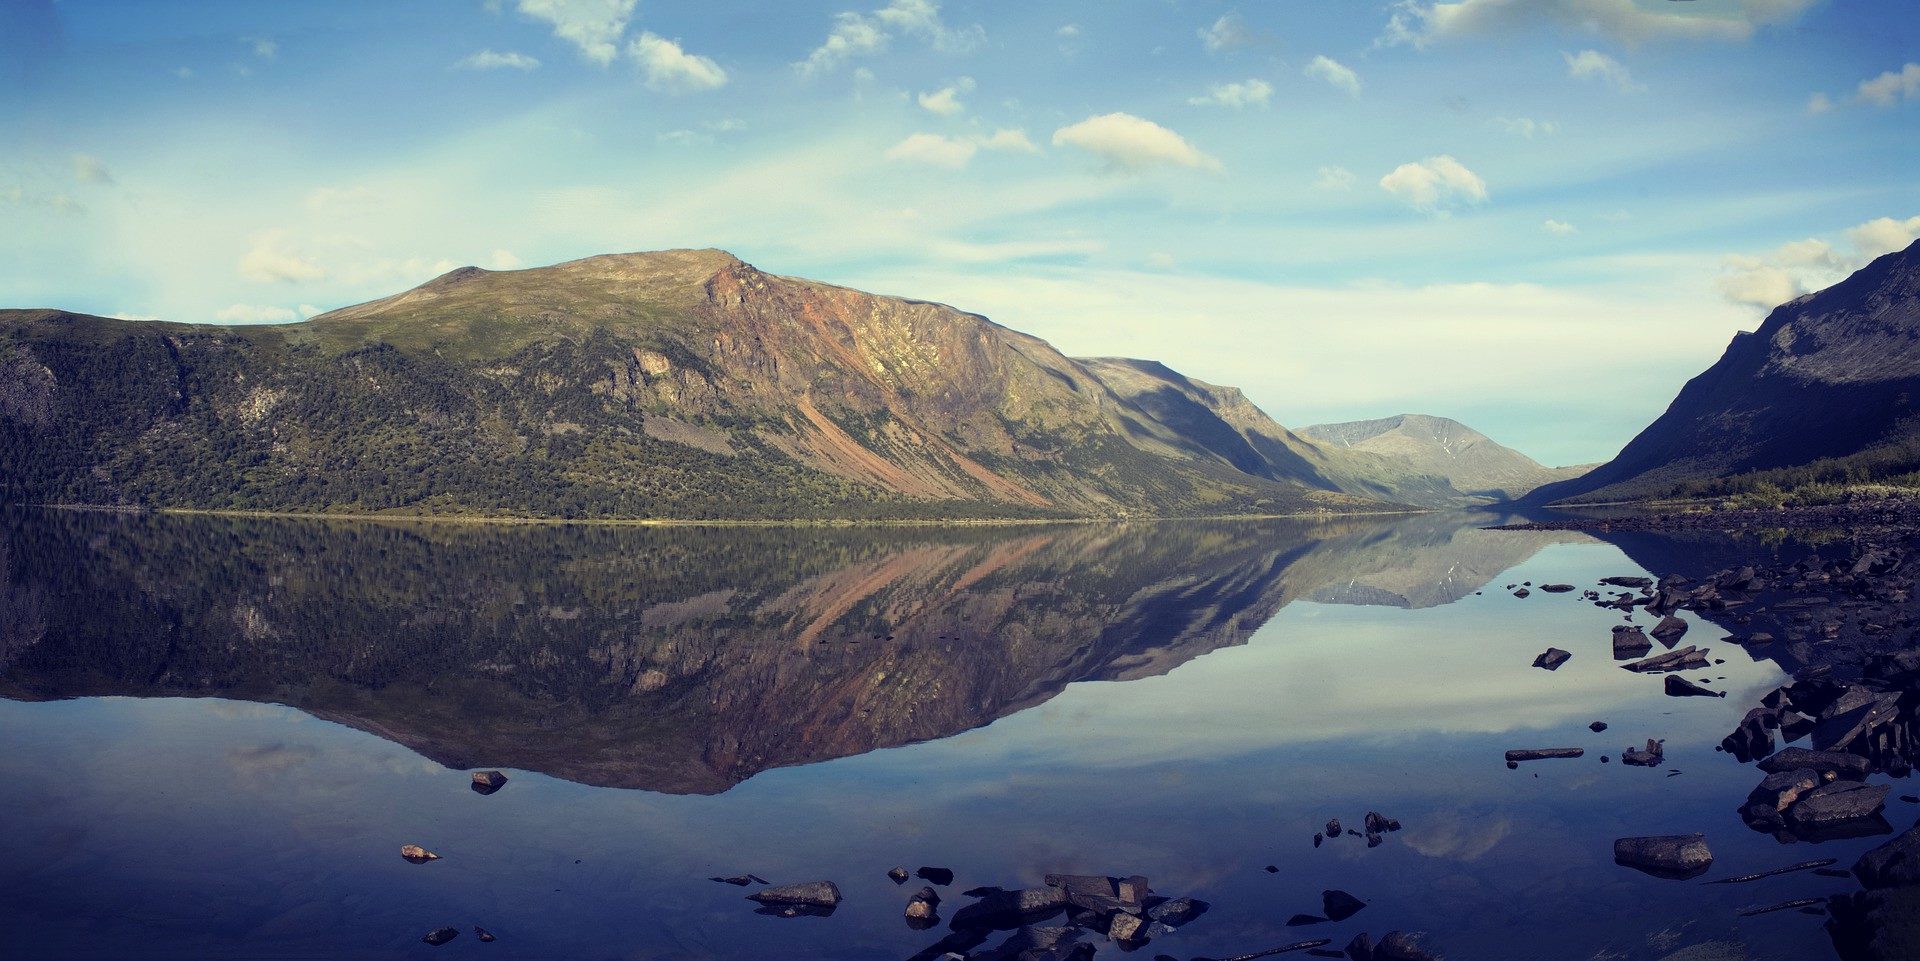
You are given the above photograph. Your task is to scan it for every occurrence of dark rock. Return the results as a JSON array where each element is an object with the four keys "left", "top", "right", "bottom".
[
  {"left": 1650, "top": 615, "right": 1689, "bottom": 643},
  {"left": 1622, "top": 739, "right": 1665, "bottom": 767},
  {"left": 1365, "top": 832, "right": 1382, "bottom": 848},
  {"left": 1327, "top": 818, "right": 1342, "bottom": 837},
  {"left": 1827, "top": 887, "right": 1920, "bottom": 961},
  {"left": 474, "top": 926, "right": 495, "bottom": 942},
  {"left": 748, "top": 881, "right": 842, "bottom": 909},
  {"left": 1322, "top": 890, "right": 1366, "bottom": 922},
  {"left": 1613, "top": 625, "right": 1653, "bottom": 659},
  {"left": 1614, "top": 834, "right": 1714, "bottom": 879},
  {"left": 1314, "top": 833, "right": 1323, "bottom": 848},
  {"left": 400, "top": 844, "right": 440, "bottom": 864},
  {"left": 1601, "top": 576, "right": 1653, "bottom": 589},
  {"left": 1532, "top": 647, "right": 1571, "bottom": 671},
  {"left": 1505, "top": 748, "right": 1583, "bottom": 762},
  {"left": 423, "top": 927, "right": 460, "bottom": 946},
  {"left": 889, "top": 866, "right": 910, "bottom": 884},
  {"left": 1364, "top": 812, "right": 1400, "bottom": 833},
  {"left": 1147, "top": 897, "right": 1208, "bottom": 928},
  {"left": 1346, "top": 932, "right": 1374, "bottom": 961},
  {"left": 907, "top": 886, "right": 941, "bottom": 926},
  {"left": 1760, "top": 747, "right": 1872, "bottom": 779},
  {"left": 918, "top": 866, "right": 955, "bottom": 886},
  {"left": 1814, "top": 692, "right": 1901, "bottom": 752},
  {"left": 1541, "top": 584, "right": 1575, "bottom": 593},
  {"left": 1747, "top": 768, "right": 1822, "bottom": 818},
  {"left": 1109, "top": 911, "right": 1148, "bottom": 942},
  {"left": 949, "top": 886, "right": 1069, "bottom": 930},
  {"left": 1622, "top": 645, "right": 1711, "bottom": 673},
  {"left": 1375, "top": 931, "right": 1441, "bottom": 961},
  {"left": 1288, "top": 914, "right": 1329, "bottom": 927},
  {"left": 1722, "top": 707, "right": 1780, "bottom": 761},
  {"left": 1589, "top": 721, "right": 1608, "bottom": 733},
  {"left": 470, "top": 770, "right": 508, "bottom": 795},
  {"left": 1854, "top": 820, "right": 1920, "bottom": 890},
  {"left": 1513, "top": 588, "right": 1531, "bottom": 599},
  {"left": 1790, "top": 782, "right": 1890, "bottom": 827},
  {"left": 1665, "top": 675, "right": 1724, "bottom": 698},
  {"left": 709, "top": 875, "right": 757, "bottom": 886}
]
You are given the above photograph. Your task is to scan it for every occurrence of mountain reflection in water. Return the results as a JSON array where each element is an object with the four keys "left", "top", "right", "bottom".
[{"left": 0, "top": 509, "right": 1585, "bottom": 794}]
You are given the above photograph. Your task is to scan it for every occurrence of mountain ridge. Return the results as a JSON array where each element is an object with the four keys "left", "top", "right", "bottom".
[
  {"left": 1532, "top": 239, "right": 1920, "bottom": 504},
  {"left": 0, "top": 249, "right": 1414, "bottom": 520},
  {"left": 1299, "top": 412, "right": 1590, "bottom": 504}
]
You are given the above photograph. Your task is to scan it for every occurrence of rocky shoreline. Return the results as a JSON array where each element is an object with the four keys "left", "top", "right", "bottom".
[{"left": 1497, "top": 500, "right": 1920, "bottom": 959}]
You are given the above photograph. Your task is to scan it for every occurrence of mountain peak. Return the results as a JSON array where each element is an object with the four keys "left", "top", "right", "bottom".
[{"left": 1298, "top": 414, "right": 1580, "bottom": 501}]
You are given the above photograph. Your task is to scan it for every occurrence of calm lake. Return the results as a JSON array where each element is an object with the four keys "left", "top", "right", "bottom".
[{"left": 0, "top": 508, "right": 1905, "bottom": 960}]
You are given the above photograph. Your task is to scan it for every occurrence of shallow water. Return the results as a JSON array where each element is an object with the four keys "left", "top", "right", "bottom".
[{"left": 0, "top": 508, "right": 1909, "bottom": 960}]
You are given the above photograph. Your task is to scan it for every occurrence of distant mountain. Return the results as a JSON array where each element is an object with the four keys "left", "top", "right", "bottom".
[
  {"left": 1533, "top": 239, "right": 1920, "bottom": 504},
  {"left": 1299, "top": 413, "right": 1590, "bottom": 504},
  {"left": 0, "top": 249, "right": 1390, "bottom": 520}
]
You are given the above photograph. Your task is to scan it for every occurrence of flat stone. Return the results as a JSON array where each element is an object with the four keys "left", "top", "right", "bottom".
[
  {"left": 1614, "top": 834, "right": 1714, "bottom": 879},
  {"left": 1665, "top": 675, "right": 1724, "bottom": 698},
  {"left": 470, "top": 770, "right": 508, "bottom": 795},
  {"left": 423, "top": 927, "right": 460, "bottom": 946},
  {"left": 748, "top": 881, "right": 842, "bottom": 908},
  {"left": 1613, "top": 625, "right": 1653, "bottom": 659},
  {"left": 1650, "top": 615, "right": 1689, "bottom": 643},
  {"left": 1322, "top": 890, "right": 1366, "bottom": 922},
  {"left": 1505, "top": 748, "right": 1584, "bottom": 762},
  {"left": 1789, "top": 782, "right": 1890, "bottom": 827},
  {"left": 1759, "top": 747, "right": 1872, "bottom": 779}
]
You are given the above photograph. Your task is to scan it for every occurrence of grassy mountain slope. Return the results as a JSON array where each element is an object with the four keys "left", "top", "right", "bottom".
[
  {"left": 0, "top": 250, "right": 1382, "bottom": 519},
  {"left": 1531, "top": 240, "right": 1920, "bottom": 505}
]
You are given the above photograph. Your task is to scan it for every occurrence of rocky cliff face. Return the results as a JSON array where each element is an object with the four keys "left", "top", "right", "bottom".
[
  {"left": 1300, "top": 413, "right": 1590, "bottom": 505},
  {"left": 1533, "top": 240, "right": 1920, "bottom": 504},
  {"left": 0, "top": 250, "right": 1379, "bottom": 519}
]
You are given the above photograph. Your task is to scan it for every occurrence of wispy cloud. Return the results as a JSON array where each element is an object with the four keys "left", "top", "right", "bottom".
[
  {"left": 457, "top": 49, "right": 541, "bottom": 71},
  {"left": 917, "top": 76, "right": 974, "bottom": 116},
  {"left": 1188, "top": 78, "right": 1271, "bottom": 109},
  {"left": 1717, "top": 214, "right": 1920, "bottom": 308},
  {"left": 797, "top": 0, "right": 983, "bottom": 76},
  {"left": 1381, "top": 0, "right": 1816, "bottom": 48},
  {"left": 1304, "top": 56, "right": 1361, "bottom": 97},
  {"left": 517, "top": 0, "right": 636, "bottom": 67},
  {"left": 1197, "top": 13, "right": 1255, "bottom": 52},
  {"left": 628, "top": 32, "right": 727, "bottom": 91},
  {"left": 1563, "top": 49, "right": 1642, "bottom": 92}
]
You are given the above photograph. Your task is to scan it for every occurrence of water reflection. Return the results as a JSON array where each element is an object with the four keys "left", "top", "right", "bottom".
[{"left": 0, "top": 508, "right": 1577, "bottom": 794}]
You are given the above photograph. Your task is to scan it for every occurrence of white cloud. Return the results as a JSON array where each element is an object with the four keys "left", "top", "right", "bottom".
[
  {"left": 1857, "top": 63, "right": 1920, "bottom": 107},
  {"left": 1182, "top": 78, "right": 1274, "bottom": 109},
  {"left": 1563, "top": 49, "right": 1642, "bottom": 92},
  {"left": 305, "top": 185, "right": 376, "bottom": 212},
  {"left": 457, "top": 49, "right": 541, "bottom": 71},
  {"left": 1492, "top": 116, "right": 1559, "bottom": 138},
  {"left": 1051, "top": 113, "right": 1220, "bottom": 173},
  {"left": 979, "top": 129, "right": 1039, "bottom": 153},
  {"left": 298, "top": 304, "right": 324, "bottom": 318},
  {"left": 917, "top": 76, "right": 975, "bottom": 116},
  {"left": 1379, "top": 155, "right": 1488, "bottom": 213},
  {"left": 884, "top": 133, "right": 978, "bottom": 169},
  {"left": 215, "top": 303, "right": 298, "bottom": 323},
  {"left": 173, "top": 66, "right": 194, "bottom": 80},
  {"left": 1145, "top": 252, "right": 1176, "bottom": 269},
  {"left": 883, "top": 128, "right": 1036, "bottom": 169},
  {"left": 240, "top": 233, "right": 326, "bottom": 283},
  {"left": 108, "top": 312, "right": 158, "bottom": 321},
  {"left": 1717, "top": 215, "right": 1920, "bottom": 309},
  {"left": 628, "top": 32, "right": 728, "bottom": 91},
  {"left": 517, "top": 0, "right": 637, "bottom": 67},
  {"left": 1315, "top": 166, "right": 1357, "bottom": 191},
  {"left": 798, "top": 0, "right": 983, "bottom": 76},
  {"left": 1057, "top": 24, "right": 1081, "bottom": 38},
  {"left": 488, "top": 249, "right": 524, "bottom": 269},
  {"left": 1198, "top": 13, "right": 1255, "bottom": 52},
  {"left": 1304, "top": 56, "right": 1362, "bottom": 97},
  {"left": 245, "top": 37, "right": 277, "bottom": 60},
  {"left": 1806, "top": 92, "right": 1832, "bottom": 114},
  {"left": 71, "top": 154, "right": 112, "bottom": 185},
  {"left": 1381, "top": 0, "right": 1816, "bottom": 48},
  {"left": 1188, "top": 78, "right": 1272, "bottom": 109},
  {"left": 1543, "top": 219, "right": 1577, "bottom": 235}
]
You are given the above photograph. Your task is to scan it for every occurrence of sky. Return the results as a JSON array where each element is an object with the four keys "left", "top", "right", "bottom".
[{"left": 2, "top": 0, "right": 1916, "bottom": 465}]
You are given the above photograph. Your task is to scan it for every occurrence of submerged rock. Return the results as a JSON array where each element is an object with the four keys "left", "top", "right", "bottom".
[
  {"left": 918, "top": 866, "right": 955, "bottom": 886},
  {"left": 474, "top": 926, "right": 496, "bottom": 943},
  {"left": 1147, "top": 896, "right": 1209, "bottom": 928},
  {"left": 1614, "top": 834, "right": 1714, "bottom": 879},
  {"left": 1760, "top": 747, "right": 1872, "bottom": 779},
  {"left": 422, "top": 927, "right": 460, "bottom": 946},
  {"left": 1505, "top": 748, "right": 1583, "bottom": 763},
  {"left": 470, "top": 770, "right": 508, "bottom": 795},
  {"left": 748, "top": 881, "right": 842, "bottom": 909},
  {"left": 1622, "top": 739, "right": 1666, "bottom": 767}
]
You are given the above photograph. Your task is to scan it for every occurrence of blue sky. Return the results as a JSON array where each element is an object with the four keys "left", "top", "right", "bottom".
[{"left": 2, "top": 0, "right": 1916, "bottom": 464}]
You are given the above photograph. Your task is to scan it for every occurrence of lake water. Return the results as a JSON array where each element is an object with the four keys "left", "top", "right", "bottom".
[{"left": 0, "top": 508, "right": 1908, "bottom": 960}]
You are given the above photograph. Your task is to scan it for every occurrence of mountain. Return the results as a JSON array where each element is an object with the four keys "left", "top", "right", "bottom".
[
  {"left": 0, "top": 249, "right": 1390, "bottom": 520},
  {"left": 1299, "top": 413, "right": 1590, "bottom": 504},
  {"left": 1532, "top": 240, "right": 1920, "bottom": 504}
]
